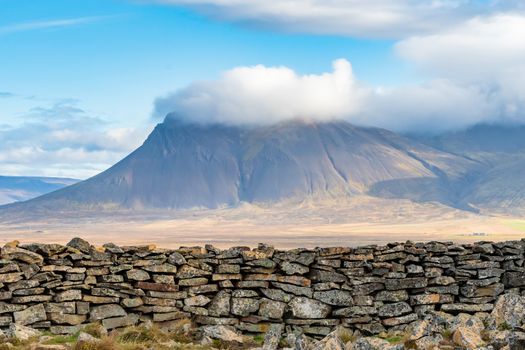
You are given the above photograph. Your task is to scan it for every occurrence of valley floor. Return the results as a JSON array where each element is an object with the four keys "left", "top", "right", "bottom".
[{"left": 0, "top": 196, "right": 523, "bottom": 248}]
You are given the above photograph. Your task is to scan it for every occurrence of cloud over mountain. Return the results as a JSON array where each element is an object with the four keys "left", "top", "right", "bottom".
[
  {"left": 154, "top": 58, "right": 518, "bottom": 133},
  {"left": 154, "top": 59, "right": 366, "bottom": 125}
]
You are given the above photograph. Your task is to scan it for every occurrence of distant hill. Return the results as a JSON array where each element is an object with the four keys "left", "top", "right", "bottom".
[
  {"left": 0, "top": 176, "right": 79, "bottom": 205},
  {"left": 413, "top": 124, "right": 525, "bottom": 215}
]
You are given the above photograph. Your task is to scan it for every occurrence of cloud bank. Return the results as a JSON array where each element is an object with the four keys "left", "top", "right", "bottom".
[
  {"left": 154, "top": 59, "right": 367, "bottom": 125},
  {"left": 153, "top": 58, "right": 517, "bottom": 133},
  {"left": 148, "top": 0, "right": 524, "bottom": 38},
  {"left": 0, "top": 101, "right": 150, "bottom": 178}
]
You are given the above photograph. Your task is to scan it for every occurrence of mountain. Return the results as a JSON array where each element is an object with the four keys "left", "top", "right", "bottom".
[
  {"left": 3, "top": 117, "right": 481, "bottom": 212},
  {"left": 414, "top": 124, "right": 525, "bottom": 214},
  {"left": 0, "top": 176, "right": 79, "bottom": 205}
]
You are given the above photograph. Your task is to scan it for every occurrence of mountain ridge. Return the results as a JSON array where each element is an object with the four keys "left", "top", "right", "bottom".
[{"left": 2, "top": 117, "right": 488, "bottom": 213}]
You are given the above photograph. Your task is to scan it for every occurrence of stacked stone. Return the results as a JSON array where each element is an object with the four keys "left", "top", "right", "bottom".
[{"left": 0, "top": 238, "right": 524, "bottom": 338}]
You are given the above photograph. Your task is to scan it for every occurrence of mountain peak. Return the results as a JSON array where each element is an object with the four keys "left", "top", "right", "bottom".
[{"left": 2, "top": 118, "right": 477, "bottom": 212}]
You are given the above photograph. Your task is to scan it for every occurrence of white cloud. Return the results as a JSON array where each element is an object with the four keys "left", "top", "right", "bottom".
[
  {"left": 0, "top": 15, "right": 119, "bottom": 36},
  {"left": 155, "top": 59, "right": 367, "bottom": 125},
  {"left": 0, "top": 101, "right": 151, "bottom": 178},
  {"left": 154, "top": 59, "right": 505, "bottom": 132},
  {"left": 396, "top": 14, "right": 525, "bottom": 124},
  {"left": 147, "top": 0, "right": 522, "bottom": 38},
  {"left": 396, "top": 14, "right": 525, "bottom": 80}
]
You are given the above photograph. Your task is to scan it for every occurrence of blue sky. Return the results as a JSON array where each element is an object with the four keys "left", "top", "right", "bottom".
[{"left": 1, "top": 0, "right": 525, "bottom": 178}]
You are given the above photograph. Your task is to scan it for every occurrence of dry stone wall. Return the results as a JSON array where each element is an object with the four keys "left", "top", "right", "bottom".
[{"left": 0, "top": 238, "right": 524, "bottom": 337}]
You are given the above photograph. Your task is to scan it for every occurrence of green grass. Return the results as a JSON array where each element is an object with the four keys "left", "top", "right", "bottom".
[
  {"left": 43, "top": 332, "right": 80, "bottom": 344},
  {"left": 384, "top": 336, "right": 403, "bottom": 344}
]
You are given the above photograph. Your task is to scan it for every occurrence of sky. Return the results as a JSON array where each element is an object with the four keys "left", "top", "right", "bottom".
[{"left": 1, "top": 0, "right": 525, "bottom": 179}]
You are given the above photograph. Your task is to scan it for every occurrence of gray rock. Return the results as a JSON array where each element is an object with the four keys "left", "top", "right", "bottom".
[
  {"left": 378, "top": 302, "right": 412, "bottom": 317},
  {"left": 208, "top": 290, "right": 231, "bottom": 317},
  {"left": 313, "top": 290, "right": 353, "bottom": 306},
  {"left": 5, "top": 323, "right": 40, "bottom": 340},
  {"left": 126, "top": 269, "right": 150, "bottom": 281},
  {"left": 231, "top": 297, "right": 259, "bottom": 316},
  {"left": 13, "top": 304, "right": 46, "bottom": 325},
  {"left": 201, "top": 325, "right": 243, "bottom": 342},
  {"left": 384, "top": 277, "right": 427, "bottom": 290},
  {"left": 66, "top": 237, "right": 91, "bottom": 253},
  {"left": 490, "top": 293, "right": 525, "bottom": 328},
  {"left": 259, "top": 298, "right": 286, "bottom": 319},
  {"left": 262, "top": 323, "right": 284, "bottom": 350},
  {"left": 90, "top": 304, "right": 127, "bottom": 321},
  {"left": 289, "top": 297, "right": 331, "bottom": 319}
]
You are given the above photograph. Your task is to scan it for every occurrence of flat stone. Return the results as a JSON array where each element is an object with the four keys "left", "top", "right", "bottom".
[
  {"left": 0, "top": 272, "right": 24, "bottom": 283},
  {"left": 184, "top": 295, "right": 211, "bottom": 307},
  {"left": 177, "top": 265, "right": 211, "bottom": 279},
  {"left": 289, "top": 297, "right": 331, "bottom": 319},
  {"left": 272, "top": 281, "right": 313, "bottom": 297},
  {"left": 83, "top": 295, "right": 120, "bottom": 304},
  {"left": 1, "top": 246, "right": 44, "bottom": 265},
  {"left": 385, "top": 277, "right": 427, "bottom": 290},
  {"left": 378, "top": 302, "right": 412, "bottom": 317},
  {"left": 313, "top": 290, "right": 353, "bottom": 306},
  {"left": 0, "top": 301, "right": 26, "bottom": 313},
  {"left": 382, "top": 313, "right": 418, "bottom": 326},
  {"left": 217, "top": 264, "right": 241, "bottom": 274},
  {"left": 136, "top": 281, "right": 179, "bottom": 291},
  {"left": 47, "top": 313, "right": 87, "bottom": 325},
  {"left": 102, "top": 313, "right": 139, "bottom": 329},
  {"left": 441, "top": 303, "right": 493, "bottom": 313},
  {"left": 258, "top": 298, "right": 285, "bottom": 319},
  {"left": 90, "top": 304, "right": 127, "bottom": 321},
  {"left": 376, "top": 290, "right": 409, "bottom": 302},
  {"left": 280, "top": 262, "right": 309, "bottom": 275},
  {"left": 126, "top": 269, "right": 150, "bottom": 281},
  {"left": 147, "top": 290, "right": 187, "bottom": 299},
  {"left": 14, "top": 304, "right": 46, "bottom": 325},
  {"left": 54, "top": 289, "right": 82, "bottom": 302},
  {"left": 231, "top": 297, "right": 259, "bottom": 316},
  {"left": 45, "top": 302, "right": 76, "bottom": 314}
]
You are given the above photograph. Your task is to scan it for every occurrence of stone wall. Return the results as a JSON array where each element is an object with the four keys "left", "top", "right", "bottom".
[{"left": 0, "top": 238, "right": 524, "bottom": 337}]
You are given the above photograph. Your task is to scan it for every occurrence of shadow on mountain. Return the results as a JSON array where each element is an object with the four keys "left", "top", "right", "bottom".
[{"left": 367, "top": 176, "right": 479, "bottom": 213}]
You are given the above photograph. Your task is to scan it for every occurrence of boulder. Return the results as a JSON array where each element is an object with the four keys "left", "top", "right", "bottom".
[
  {"left": 208, "top": 290, "right": 231, "bottom": 317},
  {"left": 453, "top": 326, "right": 485, "bottom": 349},
  {"left": 5, "top": 323, "right": 40, "bottom": 340},
  {"left": 66, "top": 237, "right": 91, "bottom": 253},
  {"left": 490, "top": 294, "right": 525, "bottom": 329},
  {"left": 0, "top": 246, "right": 44, "bottom": 265},
  {"left": 201, "top": 325, "right": 243, "bottom": 343}
]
